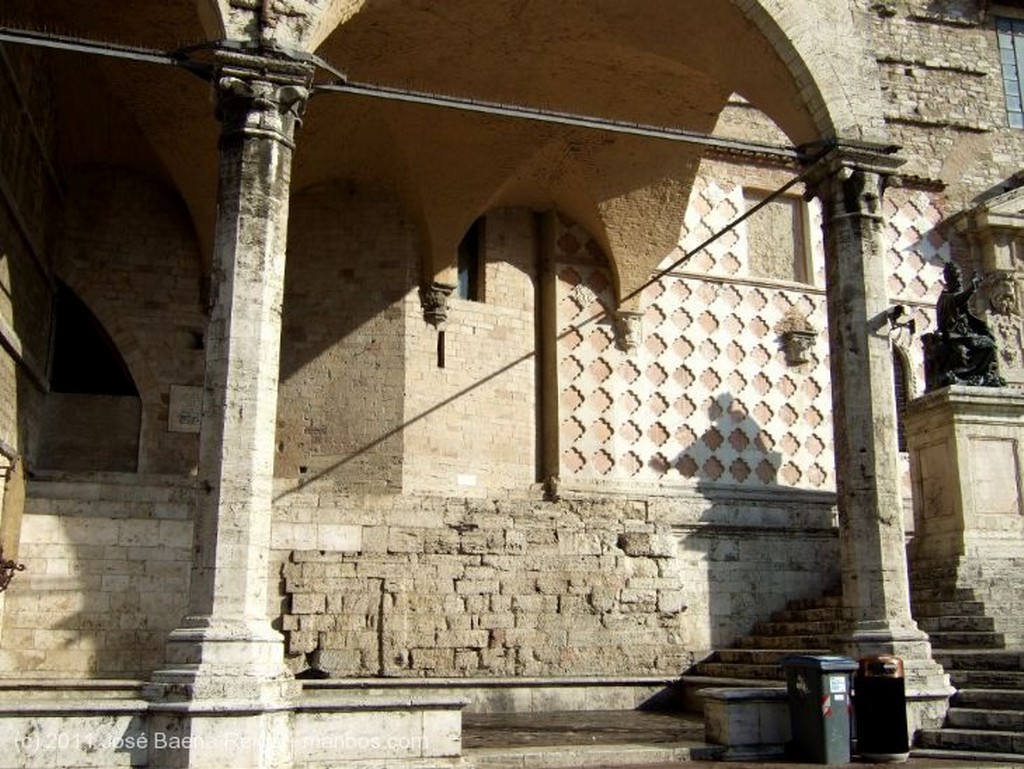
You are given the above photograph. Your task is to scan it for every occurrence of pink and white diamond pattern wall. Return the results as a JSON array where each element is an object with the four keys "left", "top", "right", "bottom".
[{"left": 555, "top": 180, "right": 951, "bottom": 491}]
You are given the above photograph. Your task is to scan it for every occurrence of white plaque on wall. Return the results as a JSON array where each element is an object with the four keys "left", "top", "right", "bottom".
[{"left": 168, "top": 385, "right": 203, "bottom": 433}]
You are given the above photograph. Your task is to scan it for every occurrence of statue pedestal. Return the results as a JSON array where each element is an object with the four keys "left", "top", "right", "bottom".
[{"left": 905, "top": 385, "right": 1024, "bottom": 646}]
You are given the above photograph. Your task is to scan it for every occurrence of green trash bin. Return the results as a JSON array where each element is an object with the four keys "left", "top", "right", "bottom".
[{"left": 781, "top": 654, "right": 858, "bottom": 764}]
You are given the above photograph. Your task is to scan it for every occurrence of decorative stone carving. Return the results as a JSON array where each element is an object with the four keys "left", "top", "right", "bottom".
[
  {"left": 775, "top": 310, "right": 817, "bottom": 366},
  {"left": 0, "top": 545, "right": 25, "bottom": 593},
  {"left": 215, "top": 72, "right": 310, "bottom": 147},
  {"left": 922, "top": 262, "right": 1006, "bottom": 391},
  {"left": 613, "top": 310, "right": 644, "bottom": 352},
  {"left": 419, "top": 282, "right": 455, "bottom": 328},
  {"left": 980, "top": 273, "right": 1023, "bottom": 368}
]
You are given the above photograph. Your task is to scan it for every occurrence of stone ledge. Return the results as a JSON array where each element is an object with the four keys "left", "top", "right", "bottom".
[{"left": 301, "top": 676, "right": 681, "bottom": 713}]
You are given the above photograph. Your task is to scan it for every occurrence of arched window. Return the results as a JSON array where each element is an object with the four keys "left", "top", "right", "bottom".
[{"left": 892, "top": 349, "right": 911, "bottom": 452}]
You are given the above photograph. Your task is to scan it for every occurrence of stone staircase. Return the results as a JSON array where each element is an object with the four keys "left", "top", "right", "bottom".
[
  {"left": 679, "top": 591, "right": 842, "bottom": 705},
  {"left": 682, "top": 583, "right": 1024, "bottom": 761},
  {"left": 912, "top": 584, "right": 1024, "bottom": 761}
]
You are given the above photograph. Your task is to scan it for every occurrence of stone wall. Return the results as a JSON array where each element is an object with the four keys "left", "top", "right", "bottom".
[
  {"left": 274, "top": 486, "right": 839, "bottom": 680},
  {"left": 403, "top": 208, "right": 540, "bottom": 495},
  {"left": 860, "top": 0, "right": 1024, "bottom": 207},
  {"left": 0, "top": 475, "right": 194, "bottom": 677},
  {"left": 0, "top": 35, "right": 58, "bottom": 466}
]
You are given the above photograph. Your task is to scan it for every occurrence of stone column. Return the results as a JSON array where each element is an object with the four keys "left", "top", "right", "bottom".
[
  {"left": 146, "top": 49, "right": 313, "bottom": 769},
  {"left": 811, "top": 147, "right": 951, "bottom": 734},
  {"left": 537, "top": 211, "right": 561, "bottom": 493}
]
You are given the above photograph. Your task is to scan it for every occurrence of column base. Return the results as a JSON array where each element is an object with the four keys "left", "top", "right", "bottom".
[
  {"left": 145, "top": 617, "right": 299, "bottom": 768},
  {"left": 841, "top": 621, "right": 953, "bottom": 736}
]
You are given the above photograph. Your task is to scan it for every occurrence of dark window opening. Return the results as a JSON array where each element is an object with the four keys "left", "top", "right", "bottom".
[
  {"left": 457, "top": 218, "right": 483, "bottom": 301},
  {"left": 50, "top": 283, "right": 138, "bottom": 396}
]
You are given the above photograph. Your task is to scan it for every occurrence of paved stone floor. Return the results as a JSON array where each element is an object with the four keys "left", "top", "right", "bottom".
[{"left": 462, "top": 710, "right": 1024, "bottom": 769}]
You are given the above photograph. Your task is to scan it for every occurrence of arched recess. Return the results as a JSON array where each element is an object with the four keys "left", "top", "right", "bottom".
[
  {"left": 51, "top": 167, "right": 207, "bottom": 475},
  {"left": 37, "top": 283, "right": 143, "bottom": 473},
  {"left": 728, "top": 0, "right": 889, "bottom": 143}
]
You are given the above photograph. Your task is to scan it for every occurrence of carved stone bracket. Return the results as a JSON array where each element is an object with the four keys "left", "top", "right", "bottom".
[
  {"left": 419, "top": 282, "right": 456, "bottom": 328},
  {"left": 613, "top": 310, "right": 644, "bottom": 352},
  {"left": 776, "top": 309, "right": 817, "bottom": 366}
]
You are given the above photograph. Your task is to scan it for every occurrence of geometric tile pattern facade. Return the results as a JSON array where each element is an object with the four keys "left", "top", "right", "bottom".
[
  {"left": 884, "top": 188, "right": 952, "bottom": 393},
  {"left": 557, "top": 261, "right": 833, "bottom": 489},
  {"left": 557, "top": 181, "right": 952, "bottom": 490}
]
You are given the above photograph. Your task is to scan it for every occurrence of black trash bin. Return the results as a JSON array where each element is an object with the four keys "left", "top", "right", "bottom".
[
  {"left": 854, "top": 655, "right": 909, "bottom": 762},
  {"left": 781, "top": 654, "right": 857, "bottom": 764}
]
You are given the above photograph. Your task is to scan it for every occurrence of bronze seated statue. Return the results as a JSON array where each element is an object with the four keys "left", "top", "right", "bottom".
[{"left": 922, "top": 262, "right": 1005, "bottom": 391}]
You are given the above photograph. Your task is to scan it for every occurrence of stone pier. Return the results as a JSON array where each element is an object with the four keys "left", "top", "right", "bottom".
[{"left": 812, "top": 147, "right": 952, "bottom": 734}]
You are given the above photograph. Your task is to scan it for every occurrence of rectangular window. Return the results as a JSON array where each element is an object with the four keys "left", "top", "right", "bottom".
[
  {"left": 457, "top": 219, "right": 483, "bottom": 301},
  {"left": 744, "top": 190, "right": 810, "bottom": 284},
  {"left": 997, "top": 16, "right": 1024, "bottom": 128}
]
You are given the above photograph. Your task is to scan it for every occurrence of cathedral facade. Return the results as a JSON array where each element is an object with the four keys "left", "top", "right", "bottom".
[{"left": 0, "top": 1, "right": 1023, "bottom": 766}]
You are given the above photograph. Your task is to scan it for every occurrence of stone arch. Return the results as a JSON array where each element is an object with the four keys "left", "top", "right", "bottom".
[
  {"left": 51, "top": 166, "right": 207, "bottom": 473},
  {"left": 729, "top": 0, "right": 889, "bottom": 143}
]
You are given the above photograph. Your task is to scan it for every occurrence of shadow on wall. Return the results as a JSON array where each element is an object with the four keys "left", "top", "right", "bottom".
[
  {"left": 275, "top": 182, "right": 420, "bottom": 489},
  {"left": 666, "top": 391, "right": 781, "bottom": 485},
  {"left": 673, "top": 391, "right": 840, "bottom": 651},
  {"left": 1, "top": 167, "right": 204, "bottom": 679}
]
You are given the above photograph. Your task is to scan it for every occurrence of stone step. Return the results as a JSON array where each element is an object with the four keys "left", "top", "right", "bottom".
[
  {"left": 950, "top": 670, "right": 1024, "bottom": 689},
  {"left": 735, "top": 634, "right": 837, "bottom": 650},
  {"left": 928, "top": 630, "right": 1005, "bottom": 649},
  {"left": 769, "top": 607, "right": 845, "bottom": 623},
  {"left": 751, "top": 619, "right": 846, "bottom": 637},
  {"left": 934, "top": 650, "right": 1024, "bottom": 672},
  {"left": 786, "top": 594, "right": 843, "bottom": 611},
  {"left": 912, "top": 599, "right": 987, "bottom": 618},
  {"left": 714, "top": 648, "right": 831, "bottom": 666},
  {"left": 691, "top": 662, "right": 784, "bottom": 681},
  {"left": 919, "top": 615, "right": 996, "bottom": 633},
  {"left": 467, "top": 742, "right": 724, "bottom": 768},
  {"left": 463, "top": 709, "right": 724, "bottom": 768},
  {"left": 915, "top": 727, "right": 1024, "bottom": 754},
  {"left": 911, "top": 747, "right": 1024, "bottom": 764},
  {"left": 910, "top": 585, "right": 979, "bottom": 603},
  {"left": 27, "top": 475, "right": 196, "bottom": 503},
  {"left": 955, "top": 689, "right": 1024, "bottom": 710},
  {"left": 946, "top": 708, "right": 1024, "bottom": 732}
]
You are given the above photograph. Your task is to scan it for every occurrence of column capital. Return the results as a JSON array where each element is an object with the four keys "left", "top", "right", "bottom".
[
  {"left": 803, "top": 142, "right": 906, "bottom": 215},
  {"left": 213, "top": 47, "right": 315, "bottom": 147}
]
